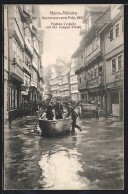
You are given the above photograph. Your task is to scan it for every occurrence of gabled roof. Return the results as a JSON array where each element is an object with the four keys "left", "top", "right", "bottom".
[
  {"left": 32, "top": 5, "right": 40, "bottom": 17},
  {"left": 83, "top": 5, "right": 110, "bottom": 22},
  {"left": 72, "top": 5, "right": 111, "bottom": 58}
]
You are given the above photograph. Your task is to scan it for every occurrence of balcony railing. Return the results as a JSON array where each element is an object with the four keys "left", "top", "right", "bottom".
[
  {"left": 10, "top": 62, "right": 24, "bottom": 83},
  {"left": 70, "top": 79, "right": 78, "bottom": 84},
  {"left": 114, "top": 70, "right": 123, "bottom": 81},
  {"left": 85, "top": 46, "right": 101, "bottom": 65},
  {"left": 32, "top": 60, "right": 38, "bottom": 70},
  {"left": 25, "top": 36, "right": 33, "bottom": 55},
  {"left": 78, "top": 82, "right": 87, "bottom": 90},
  {"left": 34, "top": 42, "right": 40, "bottom": 55},
  {"left": 31, "top": 80, "right": 37, "bottom": 87},
  {"left": 87, "top": 75, "right": 104, "bottom": 87},
  {"left": 23, "top": 5, "right": 32, "bottom": 17},
  {"left": 9, "top": 18, "right": 24, "bottom": 48},
  {"left": 22, "top": 62, "right": 31, "bottom": 74},
  {"left": 75, "top": 59, "right": 84, "bottom": 73}
]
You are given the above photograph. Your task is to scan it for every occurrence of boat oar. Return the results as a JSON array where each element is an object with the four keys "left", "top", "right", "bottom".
[{"left": 64, "top": 102, "right": 79, "bottom": 119}]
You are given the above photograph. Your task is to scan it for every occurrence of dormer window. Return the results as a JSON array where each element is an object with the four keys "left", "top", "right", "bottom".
[
  {"left": 88, "top": 15, "right": 91, "bottom": 29},
  {"left": 115, "top": 23, "right": 119, "bottom": 37},
  {"left": 109, "top": 28, "right": 113, "bottom": 41}
]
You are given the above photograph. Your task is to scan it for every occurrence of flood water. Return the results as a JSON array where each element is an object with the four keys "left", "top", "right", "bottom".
[{"left": 4, "top": 116, "right": 124, "bottom": 190}]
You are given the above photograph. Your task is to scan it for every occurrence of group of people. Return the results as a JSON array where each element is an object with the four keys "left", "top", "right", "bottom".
[
  {"left": 46, "top": 101, "right": 63, "bottom": 120},
  {"left": 44, "top": 101, "right": 81, "bottom": 132}
]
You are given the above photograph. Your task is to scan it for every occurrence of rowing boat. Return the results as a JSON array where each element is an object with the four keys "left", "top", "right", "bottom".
[{"left": 38, "top": 118, "right": 72, "bottom": 137}]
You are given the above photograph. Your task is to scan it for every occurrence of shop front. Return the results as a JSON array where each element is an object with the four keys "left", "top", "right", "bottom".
[{"left": 106, "top": 79, "right": 123, "bottom": 118}]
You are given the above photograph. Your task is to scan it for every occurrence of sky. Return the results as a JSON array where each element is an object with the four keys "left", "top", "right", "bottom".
[{"left": 39, "top": 4, "right": 85, "bottom": 67}]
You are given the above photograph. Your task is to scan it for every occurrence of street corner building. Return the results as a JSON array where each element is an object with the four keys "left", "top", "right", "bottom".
[
  {"left": 4, "top": 5, "right": 44, "bottom": 122},
  {"left": 72, "top": 4, "right": 124, "bottom": 119}
]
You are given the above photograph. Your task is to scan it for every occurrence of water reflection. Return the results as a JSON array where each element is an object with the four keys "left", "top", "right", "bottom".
[
  {"left": 38, "top": 145, "right": 89, "bottom": 190},
  {"left": 4, "top": 117, "right": 124, "bottom": 190}
]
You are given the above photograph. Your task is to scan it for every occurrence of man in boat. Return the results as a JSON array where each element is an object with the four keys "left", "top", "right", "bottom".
[
  {"left": 46, "top": 102, "right": 54, "bottom": 120},
  {"left": 54, "top": 101, "right": 63, "bottom": 119}
]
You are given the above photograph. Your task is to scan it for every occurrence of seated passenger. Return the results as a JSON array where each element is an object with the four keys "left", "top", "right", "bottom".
[{"left": 46, "top": 103, "right": 54, "bottom": 120}]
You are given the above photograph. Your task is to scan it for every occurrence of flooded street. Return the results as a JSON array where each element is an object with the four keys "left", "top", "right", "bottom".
[{"left": 4, "top": 116, "right": 124, "bottom": 190}]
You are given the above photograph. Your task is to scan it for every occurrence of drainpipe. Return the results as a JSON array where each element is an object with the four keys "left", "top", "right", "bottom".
[
  {"left": 102, "top": 32, "right": 107, "bottom": 116},
  {"left": 7, "top": 5, "right": 11, "bottom": 123}
]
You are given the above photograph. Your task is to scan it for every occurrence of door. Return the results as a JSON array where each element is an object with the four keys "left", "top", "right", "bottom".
[{"left": 111, "top": 92, "right": 120, "bottom": 116}]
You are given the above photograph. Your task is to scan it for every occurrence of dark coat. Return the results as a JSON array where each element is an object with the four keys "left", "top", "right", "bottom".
[
  {"left": 46, "top": 104, "right": 54, "bottom": 120},
  {"left": 54, "top": 104, "right": 63, "bottom": 119}
]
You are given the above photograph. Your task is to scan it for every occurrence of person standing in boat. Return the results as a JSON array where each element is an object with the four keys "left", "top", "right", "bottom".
[
  {"left": 54, "top": 101, "right": 63, "bottom": 119},
  {"left": 46, "top": 102, "right": 54, "bottom": 120}
]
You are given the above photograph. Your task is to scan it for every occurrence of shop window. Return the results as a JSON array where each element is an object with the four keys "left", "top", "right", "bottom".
[
  {"left": 118, "top": 55, "right": 122, "bottom": 70},
  {"left": 12, "top": 89, "right": 15, "bottom": 108},
  {"left": 115, "top": 23, "right": 119, "bottom": 37},
  {"left": 112, "top": 58, "right": 116, "bottom": 73},
  {"left": 111, "top": 93, "right": 119, "bottom": 104},
  {"left": 10, "top": 88, "right": 12, "bottom": 108},
  {"left": 109, "top": 28, "right": 113, "bottom": 41},
  {"left": 15, "top": 89, "right": 17, "bottom": 107}
]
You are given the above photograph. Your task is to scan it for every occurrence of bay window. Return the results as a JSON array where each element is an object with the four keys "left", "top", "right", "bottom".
[{"left": 112, "top": 58, "right": 116, "bottom": 73}]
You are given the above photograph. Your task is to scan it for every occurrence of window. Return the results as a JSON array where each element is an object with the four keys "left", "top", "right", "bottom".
[
  {"left": 118, "top": 55, "right": 122, "bottom": 70},
  {"left": 99, "top": 66, "right": 102, "bottom": 74},
  {"left": 15, "top": 89, "right": 17, "bottom": 107},
  {"left": 88, "top": 15, "right": 91, "bottom": 29},
  {"left": 94, "top": 68, "right": 98, "bottom": 77},
  {"left": 91, "top": 70, "right": 93, "bottom": 79},
  {"left": 92, "top": 41, "right": 94, "bottom": 51},
  {"left": 81, "top": 94, "right": 84, "bottom": 100},
  {"left": 12, "top": 89, "right": 14, "bottom": 108},
  {"left": 109, "top": 28, "right": 113, "bottom": 41},
  {"left": 10, "top": 88, "right": 12, "bottom": 108},
  {"left": 122, "top": 19, "right": 124, "bottom": 32},
  {"left": 84, "top": 73, "right": 86, "bottom": 80},
  {"left": 115, "top": 23, "right": 119, "bottom": 37},
  {"left": 111, "top": 92, "right": 119, "bottom": 104},
  {"left": 79, "top": 77, "right": 81, "bottom": 84},
  {"left": 112, "top": 58, "right": 116, "bottom": 73},
  {"left": 88, "top": 72, "right": 90, "bottom": 80}
]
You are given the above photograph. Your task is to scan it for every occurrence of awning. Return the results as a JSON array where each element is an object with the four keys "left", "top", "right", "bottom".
[{"left": 21, "top": 89, "right": 29, "bottom": 96}]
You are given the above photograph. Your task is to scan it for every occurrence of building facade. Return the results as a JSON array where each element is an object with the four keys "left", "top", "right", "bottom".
[
  {"left": 4, "top": 5, "right": 9, "bottom": 121},
  {"left": 102, "top": 5, "right": 124, "bottom": 117},
  {"left": 72, "top": 4, "right": 123, "bottom": 117},
  {"left": 70, "top": 58, "right": 79, "bottom": 101},
  {"left": 6, "top": 4, "right": 43, "bottom": 121},
  {"left": 59, "top": 66, "right": 71, "bottom": 100},
  {"left": 49, "top": 59, "right": 66, "bottom": 98},
  {"left": 73, "top": 5, "right": 110, "bottom": 115}
]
